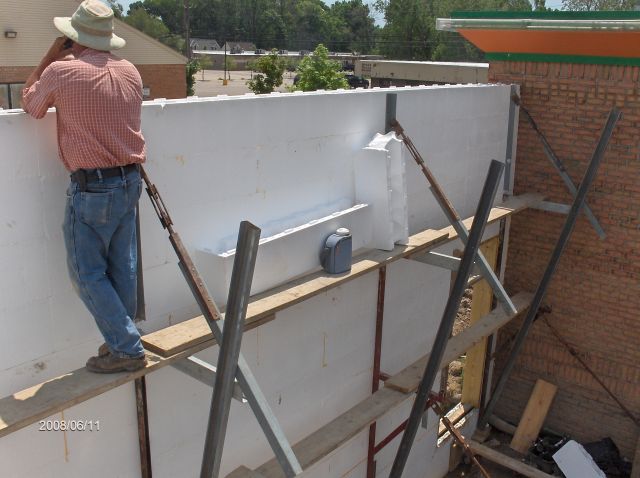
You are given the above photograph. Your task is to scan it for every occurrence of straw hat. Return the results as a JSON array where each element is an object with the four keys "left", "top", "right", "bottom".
[{"left": 54, "top": 0, "right": 125, "bottom": 51}]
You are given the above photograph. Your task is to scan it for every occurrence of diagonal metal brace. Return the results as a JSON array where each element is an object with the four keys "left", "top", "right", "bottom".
[
  {"left": 141, "top": 168, "right": 302, "bottom": 477},
  {"left": 390, "top": 117, "right": 517, "bottom": 316},
  {"left": 478, "top": 108, "right": 621, "bottom": 432},
  {"left": 389, "top": 160, "right": 505, "bottom": 477},
  {"left": 171, "top": 356, "right": 246, "bottom": 402},
  {"left": 512, "top": 93, "right": 606, "bottom": 239}
]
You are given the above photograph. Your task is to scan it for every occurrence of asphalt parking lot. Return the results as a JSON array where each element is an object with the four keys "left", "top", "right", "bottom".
[{"left": 194, "top": 69, "right": 296, "bottom": 98}]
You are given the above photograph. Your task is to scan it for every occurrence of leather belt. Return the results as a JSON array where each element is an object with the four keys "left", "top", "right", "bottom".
[{"left": 71, "top": 164, "right": 140, "bottom": 191}]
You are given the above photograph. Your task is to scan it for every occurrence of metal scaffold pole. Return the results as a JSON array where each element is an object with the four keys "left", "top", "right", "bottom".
[
  {"left": 141, "top": 168, "right": 302, "bottom": 478},
  {"left": 478, "top": 108, "right": 621, "bottom": 431},
  {"left": 201, "top": 221, "right": 261, "bottom": 478},
  {"left": 389, "top": 159, "right": 505, "bottom": 478}
]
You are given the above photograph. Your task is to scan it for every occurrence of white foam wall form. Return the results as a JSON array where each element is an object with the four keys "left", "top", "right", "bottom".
[
  {"left": 0, "top": 83, "right": 513, "bottom": 478},
  {"left": 355, "top": 132, "right": 409, "bottom": 251},
  {"left": 196, "top": 203, "right": 373, "bottom": 303}
]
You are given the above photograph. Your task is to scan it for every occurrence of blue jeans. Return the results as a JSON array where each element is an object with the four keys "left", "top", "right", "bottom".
[{"left": 63, "top": 168, "right": 144, "bottom": 359}]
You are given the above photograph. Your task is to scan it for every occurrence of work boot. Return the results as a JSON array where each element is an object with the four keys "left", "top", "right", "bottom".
[
  {"left": 86, "top": 352, "right": 147, "bottom": 373},
  {"left": 98, "top": 343, "right": 110, "bottom": 357}
]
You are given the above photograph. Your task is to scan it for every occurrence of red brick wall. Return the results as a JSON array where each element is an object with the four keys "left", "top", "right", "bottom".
[
  {"left": 0, "top": 64, "right": 185, "bottom": 100},
  {"left": 136, "top": 64, "right": 185, "bottom": 99},
  {"left": 0, "top": 66, "right": 33, "bottom": 83},
  {"left": 489, "top": 61, "right": 640, "bottom": 458}
]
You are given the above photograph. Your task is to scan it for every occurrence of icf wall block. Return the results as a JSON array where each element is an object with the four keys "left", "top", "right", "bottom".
[
  {"left": 397, "top": 84, "right": 511, "bottom": 233},
  {"left": 1, "top": 383, "right": 140, "bottom": 478},
  {"left": 355, "top": 132, "right": 409, "bottom": 251},
  {"left": 0, "top": 84, "right": 514, "bottom": 478},
  {"left": 195, "top": 203, "right": 373, "bottom": 303}
]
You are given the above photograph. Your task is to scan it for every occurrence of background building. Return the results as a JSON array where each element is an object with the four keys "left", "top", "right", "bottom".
[
  {"left": 0, "top": 0, "right": 186, "bottom": 108},
  {"left": 355, "top": 60, "right": 489, "bottom": 87}
]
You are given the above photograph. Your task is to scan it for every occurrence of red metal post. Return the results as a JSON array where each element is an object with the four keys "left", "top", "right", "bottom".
[{"left": 367, "top": 267, "right": 387, "bottom": 478}]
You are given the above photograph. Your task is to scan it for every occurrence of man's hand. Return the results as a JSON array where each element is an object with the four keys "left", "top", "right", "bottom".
[
  {"left": 45, "top": 37, "right": 69, "bottom": 59},
  {"left": 46, "top": 37, "right": 74, "bottom": 62}
]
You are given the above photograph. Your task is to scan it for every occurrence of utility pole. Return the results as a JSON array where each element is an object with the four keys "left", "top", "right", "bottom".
[
  {"left": 223, "top": 41, "right": 228, "bottom": 85},
  {"left": 184, "top": 0, "right": 191, "bottom": 59}
]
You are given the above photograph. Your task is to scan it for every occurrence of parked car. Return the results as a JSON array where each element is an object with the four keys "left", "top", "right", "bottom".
[{"left": 345, "top": 75, "right": 369, "bottom": 89}]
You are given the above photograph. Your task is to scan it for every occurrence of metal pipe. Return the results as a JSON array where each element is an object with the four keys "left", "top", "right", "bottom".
[
  {"left": 135, "top": 206, "right": 146, "bottom": 321},
  {"left": 201, "top": 221, "right": 261, "bottom": 478},
  {"left": 135, "top": 377, "right": 152, "bottom": 478},
  {"left": 514, "top": 95, "right": 606, "bottom": 239},
  {"left": 389, "top": 160, "right": 505, "bottom": 478},
  {"left": 367, "top": 267, "right": 387, "bottom": 478},
  {"left": 385, "top": 94, "right": 397, "bottom": 134},
  {"left": 478, "top": 108, "right": 621, "bottom": 431}
]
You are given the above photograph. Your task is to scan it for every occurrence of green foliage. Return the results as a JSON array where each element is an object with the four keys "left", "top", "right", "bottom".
[
  {"left": 561, "top": 0, "right": 635, "bottom": 9},
  {"left": 292, "top": 44, "right": 348, "bottom": 92},
  {"left": 374, "top": 0, "right": 532, "bottom": 61},
  {"left": 123, "top": 7, "right": 184, "bottom": 52},
  {"left": 123, "top": 0, "right": 378, "bottom": 54},
  {"left": 197, "top": 55, "right": 213, "bottom": 80},
  {"left": 224, "top": 56, "right": 236, "bottom": 72},
  {"left": 247, "top": 50, "right": 287, "bottom": 94},
  {"left": 107, "top": 0, "right": 124, "bottom": 18},
  {"left": 330, "top": 0, "right": 377, "bottom": 52},
  {"left": 121, "top": 0, "right": 552, "bottom": 65},
  {"left": 186, "top": 59, "right": 200, "bottom": 96}
]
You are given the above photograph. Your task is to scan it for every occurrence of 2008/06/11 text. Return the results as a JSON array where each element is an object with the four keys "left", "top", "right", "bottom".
[{"left": 39, "top": 420, "right": 100, "bottom": 431}]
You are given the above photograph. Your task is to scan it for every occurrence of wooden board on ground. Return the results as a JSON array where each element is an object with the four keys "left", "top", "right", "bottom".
[
  {"left": 144, "top": 193, "right": 542, "bottom": 357},
  {"left": 469, "top": 440, "right": 555, "bottom": 478},
  {"left": 385, "top": 291, "right": 532, "bottom": 394},
  {"left": 227, "top": 291, "right": 532, "bottom": 478},
  {"left": 510, "top": 379, "right": 558, "bottom": 454}
]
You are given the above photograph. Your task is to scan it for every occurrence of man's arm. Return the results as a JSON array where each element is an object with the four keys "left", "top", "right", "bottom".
[
  {"left": 24, "top": 37, "right": 70, "bottom": 89},
  {"left": 22, "top": 37, "right": 74, "bottom": 118}
]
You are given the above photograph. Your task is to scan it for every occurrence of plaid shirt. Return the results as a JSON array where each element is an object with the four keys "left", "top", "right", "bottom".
[{"left": 22, "top": 49, "right": 146, "bottom": 172}]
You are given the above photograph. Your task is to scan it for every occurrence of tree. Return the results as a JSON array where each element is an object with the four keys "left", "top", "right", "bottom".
[
  {"left": 292, "top": 44, "right": 348, "bottom": 91},
  {"left": 197, "top": 55, "right": 213, "bottom": 80},
  {"left": 124, "top": 6, "right": 185, "bottom": 52},
  {"left": 374, "top": 0, "right": 432, "bottom": 60},
  {"left": 186, "top": 59, "right": 200, "bottom": 96},
  {"left": 247, "top": 50, "right": 287, "bottom": 94},
  {"left": 107, "top": 0, "right": 124, "bottom": 18},
  {"left": 330, "top": 0, "right": 377, "bottom": 53},
  {"left": 374, "top": 0, "right": 532, "bottom": 62},
  {"left": 561, "top": 0, "right": 635, "bottom": 9}
]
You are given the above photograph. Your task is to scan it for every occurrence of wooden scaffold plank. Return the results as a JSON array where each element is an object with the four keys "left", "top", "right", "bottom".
[
  {"left": 0, "top": 194, "right": 541, "bottom": 441},
  {"left": 228, "top": 292, "right": 533, "bottom": 478},
  {"left": 143, "top": 193, "right": 542, "bottom": 357}
]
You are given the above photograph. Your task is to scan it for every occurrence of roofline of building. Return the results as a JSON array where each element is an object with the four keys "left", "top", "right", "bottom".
[
  {"left": 450, "top": 10, "right": 640, "bottom": 20},
  {"left": 115, "top": 18, "right": 187, "bottom": 64}
]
